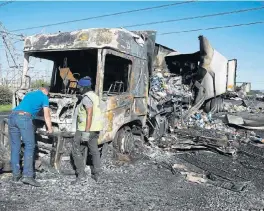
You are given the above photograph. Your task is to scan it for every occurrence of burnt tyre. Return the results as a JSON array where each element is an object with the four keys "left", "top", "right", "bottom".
[
  {"left": 0, "top": 118, "right": 11, "bottom": 172},
  {"left": 113, "top": 126, "right": 135, "bottom": 155},
  {"left": 113, "top": 126, "right": 145, "bottom": 162}
]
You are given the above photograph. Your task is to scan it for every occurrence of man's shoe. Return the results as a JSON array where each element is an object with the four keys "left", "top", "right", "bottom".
[
  {"left": 71, "top": 177, "right": 87, "bottom": 185},
  {"left": 2, "top": 162, "right": 12, "bottom": 172},
  {"left": 91, "top": 173, "right": 100, "bottom": 182},
  {"left": 12, "top": 175, "right": 21, "bottom": 182},
  {"left": 71, "top": 173, "right": 87, "bottom": 185},
  {"left": 21, "top": 177, "right": 41, "bottom": 187}
]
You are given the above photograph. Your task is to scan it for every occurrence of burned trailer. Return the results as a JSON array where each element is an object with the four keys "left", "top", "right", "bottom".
[
  {"left": 4, "top": 28, "right": 161, "bottom": 171},
  {"left": 145, "top": 35, "right": 238, "bottom": 141},
  {"left": 165, "top": 35, "right": 238, "bottom": 114}
]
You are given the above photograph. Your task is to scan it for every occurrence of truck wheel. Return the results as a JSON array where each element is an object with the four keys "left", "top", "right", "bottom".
[
  {"left": 0, "top": 118, "right": 11, "bottom": 171},
  {"left": 113, "top": 126, "right": 135, "bottom": 154}
]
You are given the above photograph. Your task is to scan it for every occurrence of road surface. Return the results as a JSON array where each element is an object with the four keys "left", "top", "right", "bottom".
[{"left": 0, "top": 144, "right": 263, "bottom": 211}]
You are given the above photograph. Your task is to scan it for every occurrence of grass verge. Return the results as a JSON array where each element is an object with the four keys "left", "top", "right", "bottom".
[{"left": 0, "top": 105, "right": 12, "bottom": 113}]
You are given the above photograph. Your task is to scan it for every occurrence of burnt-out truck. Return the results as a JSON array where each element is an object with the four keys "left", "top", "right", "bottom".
[{"left": 0, "top": 28, "right": 237, "bottom": 172}]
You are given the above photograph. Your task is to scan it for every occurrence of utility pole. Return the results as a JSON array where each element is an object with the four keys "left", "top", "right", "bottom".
[{"left": 0, "top": 22, "right": 24, "bottom": 88}]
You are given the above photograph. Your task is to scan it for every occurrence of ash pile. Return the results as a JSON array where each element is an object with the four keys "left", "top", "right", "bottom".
[{"left": 146, "top": 71, "right": 264, "bottom": 192}]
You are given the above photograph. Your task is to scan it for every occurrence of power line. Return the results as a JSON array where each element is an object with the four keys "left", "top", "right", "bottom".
[
  {"left": 159, "top": 21, "right": 264, "bottom": 35},
  {"left": 0, "top": 0, "right": 14, "bottom": 8},
  {"left": 123, "top": 6, "right": 264, "bottom": 28},
  {"left": 11, "top": 0, "right": 196, "bottom": 32},
  {"left": 0, "top": 30, "right": 24, "bottom": 37}
]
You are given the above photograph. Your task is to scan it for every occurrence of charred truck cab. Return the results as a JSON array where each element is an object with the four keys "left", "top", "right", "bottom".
[{"left": 13, "top": 28, "right": 161, "bottom": 170}]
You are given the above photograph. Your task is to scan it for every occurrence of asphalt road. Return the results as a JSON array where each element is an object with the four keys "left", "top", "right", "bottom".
[
  {"left": 0, "top": 145, "right": 263, "bottom": 211},
  {"left": 1, "top": 107, "right": 264, "bottom": 210}
]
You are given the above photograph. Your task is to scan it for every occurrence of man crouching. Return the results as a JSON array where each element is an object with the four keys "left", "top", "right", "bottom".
[{"left": 71, "top": 76, "right": 103, "bottom": 184}]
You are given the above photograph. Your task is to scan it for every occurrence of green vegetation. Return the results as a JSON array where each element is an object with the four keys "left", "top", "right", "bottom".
[
  {"left": 0, "top": 104, "right": 12, "bottom": 112},
  {"left": 0, "top": 86, "right": 12, "bottom": 105},
  {"left": 31, "top": 79, "right": 50, "bottom": 88},
  {"left": 248, "top": 90, "right": 263, "bottom": 96}
]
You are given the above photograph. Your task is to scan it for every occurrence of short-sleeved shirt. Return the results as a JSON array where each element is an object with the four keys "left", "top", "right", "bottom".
[
  {"left": 14, "top": 90, "right": 49, "bottom": 118},
  {"left": 82, "top": 96, "right": 93, "bottom": 108}
]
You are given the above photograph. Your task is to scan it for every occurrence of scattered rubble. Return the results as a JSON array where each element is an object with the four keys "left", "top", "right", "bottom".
[
  {"left": 181, "top": 172, "right": 207, "bottom": 184},
  {"left": 256, "top": 93, "right": 264, "bottom": 101},
  {"left": 223, "top": 102, "right": 249, "bottom": 113}
]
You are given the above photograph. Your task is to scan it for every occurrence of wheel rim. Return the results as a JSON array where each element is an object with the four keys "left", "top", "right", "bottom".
[{"left": 120, "top": 129, "right": 134, "bottom": 154}]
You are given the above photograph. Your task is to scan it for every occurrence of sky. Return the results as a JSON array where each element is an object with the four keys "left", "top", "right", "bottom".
[{"left": 0, "top": 1, "right": 264, "bottom": 89}]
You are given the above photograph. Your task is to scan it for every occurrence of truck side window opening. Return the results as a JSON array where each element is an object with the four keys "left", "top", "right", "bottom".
[
  {"left": 28, "top": 57, "right": 54, "bottom": 87},
  {"left": 28, "top": 50, "right": 98, "bottom": 93},
  {"left": 103, "top": 54, "right": 131, "bottom": 96}
]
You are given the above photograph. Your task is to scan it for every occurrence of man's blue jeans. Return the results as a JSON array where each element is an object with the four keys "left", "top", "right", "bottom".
[{"left": 8, "top": 112, "right": 35, "bottom": 177}]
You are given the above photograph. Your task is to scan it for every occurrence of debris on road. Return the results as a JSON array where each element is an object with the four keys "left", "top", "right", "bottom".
[{"left": 181, "top": 172, "right": 207, "bottom": 184}]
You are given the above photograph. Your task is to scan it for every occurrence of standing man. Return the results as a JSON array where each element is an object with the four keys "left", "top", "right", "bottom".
[
  {"left": 8, "top": 87, "right": 53, "bottom": 187},
  {"left": 71, "top": 76, "right": 103, "bottom": 184}
]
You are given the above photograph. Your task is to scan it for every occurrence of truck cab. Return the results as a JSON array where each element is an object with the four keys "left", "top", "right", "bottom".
[{"left": 12, "top": 28, "right": 160, "bottom": 170}]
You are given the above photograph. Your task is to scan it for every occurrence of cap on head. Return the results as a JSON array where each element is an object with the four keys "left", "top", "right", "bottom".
[{"left": 78, "top": 76, "right": 92, "bottom": 87}]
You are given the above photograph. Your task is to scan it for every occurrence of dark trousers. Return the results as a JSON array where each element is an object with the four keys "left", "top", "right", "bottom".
[
  {"left": 8, "top": 112, "right": 35, "bottom": 177},
  {"left": 71, "top": 130, "right": 100, "bottom": 176}
]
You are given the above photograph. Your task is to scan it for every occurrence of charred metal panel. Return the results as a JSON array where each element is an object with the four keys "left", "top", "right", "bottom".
[
  {"left": 98, "top": 94, "right": 133, "bottom": 144},
  {"left": 227, "top": 59, "right": 237, "bottom": 91},
  {"left": 199, "top": 35, "right": 214, "bottom": 71},
  {"left": 153, "top": 44, "right": 176, "bottom": 73},
  {"left": 130, "top": 58, "right": 148, "bottom": 97},
  {"left": 24, "top": 28, "right": 156, "bottom": 59},
  {"left": 96, "top": 46, "right": 150, "bottom": 144},
  {"left": 196, "top": 36, "right": 228, "bottom": 103},
  {"left": 96, "top": 49, "right": 105, "bottom": 98},
  {"left": 132, "top": 30, "right": 156, "bottom": 77},
  {"left": 133, "top": 98, "right": 148, "bottom": 116},
  {"left": 165, "top": 35, "right": 232, "bottom": 105}
]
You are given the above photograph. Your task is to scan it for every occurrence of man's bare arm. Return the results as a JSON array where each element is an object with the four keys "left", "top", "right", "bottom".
[
  {"left": 85, "top": 106, "right": 93, "bottom": 132},
  {"left": 43, "top": 107, "right": 53, "bottom": 133}
]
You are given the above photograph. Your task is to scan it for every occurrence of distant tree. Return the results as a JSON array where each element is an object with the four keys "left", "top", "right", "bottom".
[
  {"left": 31, "top": 79, "right": 50, "bottom": 88},
  {"left": 0, "top": 86, "right": 13, "bottom": 105},
  {"left": 248, "top": 90, "right": 262, "bottom": 96}
]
